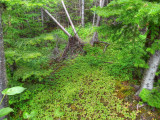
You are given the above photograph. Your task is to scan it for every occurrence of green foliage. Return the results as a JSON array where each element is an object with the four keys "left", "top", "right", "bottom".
[
  {"left": 4, "top": 24, "right": 94, "bottom": 83},
  {"left": 139, "top": 88, "right": 160, "bottom": 108},
  {"left": 1, "top": 0, "right": 95, "bottom": 39},
  {"left": 9, "top": 83, "right": 47, "bottom": 105},
  {"left": 0, "top": 86, "right": 26, "bottom": 118},
  {"left": 147, "top": 39, "right": 160, "bottom": 54},
  {"left": 5, "top": 25, "right": 95, "bottom": 117},
  {"left": 96, "top": 26, "right": 146, "bottom": 80},
  {"left": 1, "top": 0, "right": 60, "bottom": 39},
  {"left": 19, "top": 57, "right": 137, "bottom": 119},
  {"left": 2, "top": 0, "right": 160, "bottom": 118},
  {"left": 5, "top": 33, "right": 55, "bottom": 82},
  {"left": 2, "top": 86, "right": 26, "bottom": 95},
  {"left": 0, "top": 107, "right": 14, "bottom": 118},
  {"left": 91, "top": 0, "right": 160, "bottom": 80},
  {"left": 53, "top": 108, "right": 65, "bottom": 117},
  {"left": 7, "top": 27, "right": 138, "bottom": 119},
  {"left": 23, "top": 110, "right": 37, "bottom": 119},
  {"left": 2, "top": 5, "right": 43, "bottom": 39}
]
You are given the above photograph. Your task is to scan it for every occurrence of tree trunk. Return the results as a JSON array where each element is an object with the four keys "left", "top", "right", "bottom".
[
  {"left": 136, "top": 50, "right": 160, "bottom": 95},
  {"left": 43, "top": 9, "right": 71, "bottom": 37},
  {"left": 95, "top": 0, "right": 104, "bottom": 26},
  {"left": 90, "top": 0, "right": 105, "bottom": 46},
  {"left": 81, "top": 0, "right": 85, "bottom": 27},
  {"left": 0, "top": 7, "right": 8, "bottom": 120},
  {"left": 41, "top": 8, "right": 44, "bottom": 33},
  {"left": 92, "top": 12, "right": 96, "bottom": 26},
  {"left": 92, "top": 0, "right": 97, "bottom": 26},
  {"left": 61, "top": 0, "right": 80, "bottom": 40},
  {"left": 79, "top": 0, "right": 82, "bottom": 24}
]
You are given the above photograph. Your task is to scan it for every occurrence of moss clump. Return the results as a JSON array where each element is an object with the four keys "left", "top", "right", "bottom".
[{"left": 116, "top": 81, "right": 134, "bottom": 99}]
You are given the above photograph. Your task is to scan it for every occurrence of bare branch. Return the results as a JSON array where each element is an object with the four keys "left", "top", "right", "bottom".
[
  {"left": 61, "top": 0, "right": 79, "bottom": 39},
  {"left": 43, "top": 9, "right": 71, "bottom": 37}
]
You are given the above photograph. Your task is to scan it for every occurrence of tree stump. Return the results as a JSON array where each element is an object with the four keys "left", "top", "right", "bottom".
[{"left": 61, "top": 36, "right": 84, "bottom": 60}]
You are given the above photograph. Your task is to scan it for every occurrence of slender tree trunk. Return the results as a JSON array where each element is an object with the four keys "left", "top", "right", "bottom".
[
  {"left": 92, "top": 12, "right": 96, "bottom": 26},
  {"left": 81, "top": 0, "right": 85, "bottom": 27},
  {"left": 0, "top": 7, "right": 8, "bottom": 120},
  {"left": 136, "top": 50, "right": 160, "bottom": 95},
  {"left": 43, "top": 9, "right": 71, "bottom": 37},
  {"left": 41, "top": 8, "right": 44, "bottom": 32},
  {"left": 106, "top": 0, "right": 109, "bottom": 4},
  {"left": 61, "top": 0, "right": 80, "bottom": 40},
  {"left": 79, "top": 0, "right": 82, "bottom": 24},
  {"left": 96, "top": 0, "right": 105, "bottom": 26},
  {"left": 92, "top": 0, "right": 97, "bottom": 26}
]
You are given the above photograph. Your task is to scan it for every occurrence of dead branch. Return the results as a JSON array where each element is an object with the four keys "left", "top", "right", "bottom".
[
  {"left": 61, "top": 0, "right": 80, "bottom": 40},
  {"left": 43, "top": 8, "right": 71, "bottom": 37}
]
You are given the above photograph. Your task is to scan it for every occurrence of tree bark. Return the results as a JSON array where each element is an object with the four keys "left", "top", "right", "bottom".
[
  {"left": 81, "top": 0, "right": 85, "bottom": 27},
  {"left": 0, "top": 7, "right": 8, "bottom": 120},
  {"left": 43, "top": 9, "right": 71, "bottom": 37},
  {"left": 136, "top": 50, "right": 160, "bottom": 95},
  {"left": 92, "top": 12, "right": 96, "bottom": 26},
  {"left": 79, "top": 0, "right": 82, "bottom": 24},
  {"left": 92, "top": 0, "right": 98, "bottom": 26},
  {"left": 61, "top": 0, "right": 79, "bottom": 40},
  {"left": 41, "top": 8, "right": 44, "bottom": 32},
  {"left": 95, "top": 0, "right": 104, "bottom": 26}
]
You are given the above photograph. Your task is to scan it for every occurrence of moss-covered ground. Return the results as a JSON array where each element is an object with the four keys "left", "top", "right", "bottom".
[{"left": 5, "top": 25, "right": 160, "bottom": 120}]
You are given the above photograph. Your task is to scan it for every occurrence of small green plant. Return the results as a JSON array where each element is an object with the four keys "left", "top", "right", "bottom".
[
  {"left": 23, "top": 110, "right": 37, "bottom": 120},
  {"left": 0, "top": 86, "right": 26, "bottom": 118},
  {"left": 138, "top": 101, "right": 144, "bottom": 106},
  {"left": 139, "top": 88, "right": 160, "bottom": 108}
]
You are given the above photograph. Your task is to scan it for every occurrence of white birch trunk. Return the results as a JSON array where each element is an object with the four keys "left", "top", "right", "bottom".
[
  {"left": 93, "top": 12, "right": 96, "bottom": 26},
  {"left": 79, "top": 0, "right": 82, "bottom": 24},
  {"left": 96, "top": 0, "right": 105, "bottom": 26},
  {"left": 43, "top": 9, "right": 71, "bottom": 37},
  {"left": 136, "top": 50, "right": 160, "bottom": 95},
  {"left": 92, "top": 0, "right": 97, "bottom": 26},
  {"left": 41, "top": 8, "right": 44, "bottom": 31},
  {"left": 0, "top": 7, "right": 8, "bottom": 119},
  {"left": 61, "top": 0, "right": 79, "bottom": 39},
  {"left": 81, "top": 0, "right": 85, "bottom": 27}
]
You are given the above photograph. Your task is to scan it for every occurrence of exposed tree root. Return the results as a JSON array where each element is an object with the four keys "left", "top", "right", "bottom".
[{"left": 59, "top": 36, "right": 84, "bottom": 60}]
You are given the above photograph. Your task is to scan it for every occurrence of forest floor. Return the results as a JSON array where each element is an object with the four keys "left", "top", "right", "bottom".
[{"left": 6, "top": 25, "right": 160, "bottom": 120}]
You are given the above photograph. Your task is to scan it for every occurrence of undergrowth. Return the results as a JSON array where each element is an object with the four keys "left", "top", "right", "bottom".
[
  {"left": 13, "top": 54, "right": 138, "bottom": 120},
  {"left": 5, "top": 24, "right": 139, "bottom": 119}
]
